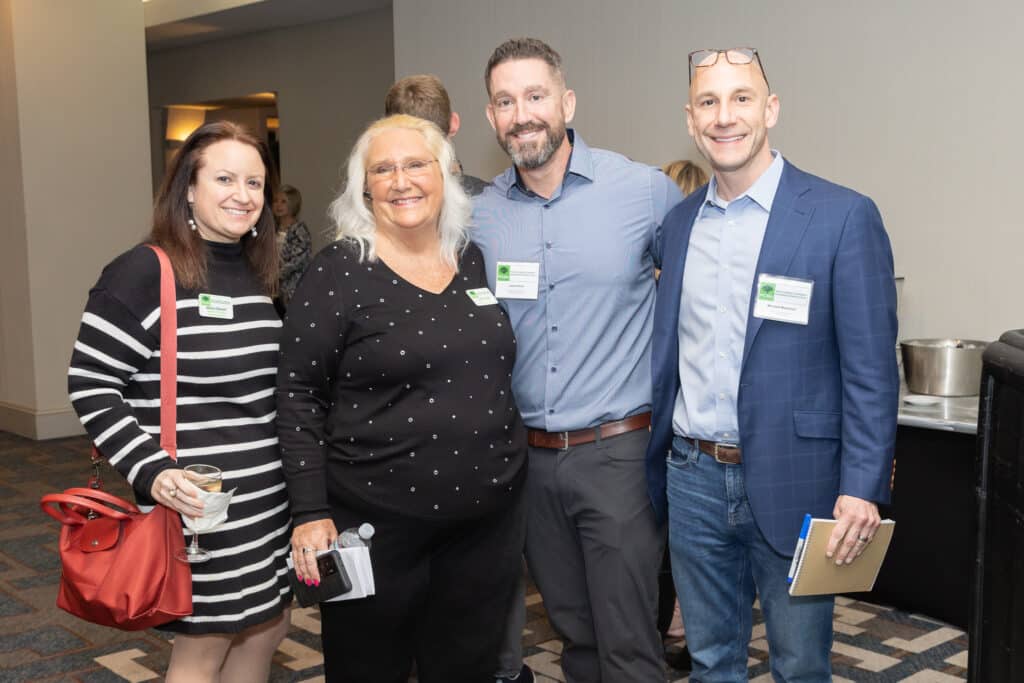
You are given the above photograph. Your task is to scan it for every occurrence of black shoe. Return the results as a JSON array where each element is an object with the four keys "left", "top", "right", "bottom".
[
  {"left": 496, "top": 664, "right": 534, "bottom": 683},
  {"left": 666, "top": 644, "right": 692, "bottom": 673}
]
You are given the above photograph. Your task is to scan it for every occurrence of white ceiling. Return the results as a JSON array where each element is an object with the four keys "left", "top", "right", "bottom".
[{"left": 145, "top": 0, "right": 392, "bottom": 52}]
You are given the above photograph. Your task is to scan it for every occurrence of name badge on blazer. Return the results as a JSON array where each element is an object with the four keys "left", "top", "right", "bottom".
[{"left": 752, "top": 274, "right": 813, "bottom": 325}]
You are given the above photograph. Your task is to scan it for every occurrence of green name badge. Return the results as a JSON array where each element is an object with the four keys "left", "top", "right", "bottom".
[
  {"left": 466, "top": 287, "right": 499, "bottom": 306},
  {"left": 197, "top": 293, "right": 234, "bottom": 319}
]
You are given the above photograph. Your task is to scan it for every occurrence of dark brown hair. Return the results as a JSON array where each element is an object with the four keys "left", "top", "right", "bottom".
[
  {"left": 150, "top": 121, "right": 279, "bottom": 294},
  {"left": 384, "top": 75, "right": 453, "bottom": 134},
  {"left": 485, "top": 37, "right": 565, "bottom": 96}
]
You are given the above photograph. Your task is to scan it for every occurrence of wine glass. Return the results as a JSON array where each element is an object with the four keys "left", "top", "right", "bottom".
[{"left": 176, "top": 464, "right": 223, "bottom": 564}]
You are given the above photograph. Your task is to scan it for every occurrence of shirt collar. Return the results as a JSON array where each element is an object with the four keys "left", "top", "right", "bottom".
[
  {"left": 496, "top": 129, "right": 594, "bottom": 199},
  {"left": 699, "top": 150, "right": 785, "bottom": 217}
]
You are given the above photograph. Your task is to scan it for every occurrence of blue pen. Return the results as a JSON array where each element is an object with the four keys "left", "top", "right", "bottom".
[{"left": 787, "top": 513, "right": 813, "bottom": 584}]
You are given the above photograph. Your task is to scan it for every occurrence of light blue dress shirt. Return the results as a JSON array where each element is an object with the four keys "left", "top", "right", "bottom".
[
  {"left": 473, "top": 131, "right": 683, "bottom": 431},
  {"left": 672, "top": 152, "right": 785, "bottom": 444}
]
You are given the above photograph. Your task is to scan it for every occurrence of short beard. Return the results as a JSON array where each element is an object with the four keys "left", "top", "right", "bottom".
[{"left": 499, "top": 121, "right": 566, "bottom": 171}]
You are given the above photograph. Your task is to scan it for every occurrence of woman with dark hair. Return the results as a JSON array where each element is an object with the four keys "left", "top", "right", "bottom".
[
  {"left": 273, "top": 184, "right": 313, "bottom": 311},
  {"left": 67, "top": 121, "right": 292, "bottom": 682}
]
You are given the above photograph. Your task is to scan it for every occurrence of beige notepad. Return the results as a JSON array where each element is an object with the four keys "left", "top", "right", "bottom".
[{"left": 788, "top": 519, "right": 895, "bottom": 596}]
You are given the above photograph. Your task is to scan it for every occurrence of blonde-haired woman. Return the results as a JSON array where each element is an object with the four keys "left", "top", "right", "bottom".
[
  {"left": 276, "top": 115, "right": 527, "bottom": 682},
  {"left": 662, "top": 159, "right": 708, "bottom": 197}
]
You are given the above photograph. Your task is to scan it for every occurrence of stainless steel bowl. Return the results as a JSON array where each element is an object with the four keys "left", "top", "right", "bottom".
[{"left": 900, "top": 339, "right": 988, "bottom": 396}]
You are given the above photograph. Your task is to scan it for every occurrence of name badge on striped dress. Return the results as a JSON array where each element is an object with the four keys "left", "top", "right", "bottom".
[{"left": 198, "top": 293, "right": 233, "bottom": 319}]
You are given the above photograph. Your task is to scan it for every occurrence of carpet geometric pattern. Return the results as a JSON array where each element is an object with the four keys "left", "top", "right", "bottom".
[{"left": 0, "top": 432, "right": 967, "bottom": 681}]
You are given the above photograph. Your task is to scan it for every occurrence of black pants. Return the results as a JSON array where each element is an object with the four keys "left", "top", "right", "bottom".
[
  {"left": 320, "top": 489, "right": 525, "bottom": 683},
  {"left": 524, "top": 429, "right": 666, "bottom": 682}
]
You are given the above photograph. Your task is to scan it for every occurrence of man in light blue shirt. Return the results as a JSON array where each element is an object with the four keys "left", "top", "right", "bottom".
[
  {"left": 673, "top": 151, "right": 783, "bottom": 444},
  {"left": 473, "top": 38, "right": 682, "bottom": 683},
  {"left": 647, "top": 48, "right": 898, "bottom": 681}
]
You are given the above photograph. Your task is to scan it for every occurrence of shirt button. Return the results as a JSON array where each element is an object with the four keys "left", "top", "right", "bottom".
[
  {"left": 549, "top": 283, "right": 555, "bottom": 290},
  {"left": 719, "top": 393, "right": 726, "bottom": 400},
  {"left": 545, "top": 241, "right": 553, "bottom": 249},
  {"left": 719, "top": 351, "right": 726, "bottom": 358},
  {"left": 719, "top": 306, "right": 727, "bottom": 313},
  {"left": 548, "top": 409, "right": 554, "bottom": 414},
  {"left": 551, "top": 325, "right": 558, "bottom": 332},
  {"left": 551, "top": 366, "right": 557, "bottom": 373}
]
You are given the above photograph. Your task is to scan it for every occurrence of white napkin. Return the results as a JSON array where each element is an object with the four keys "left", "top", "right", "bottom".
[
  {"left": 182, "top": 488, "right": 236, "bottom": 533},
  {"left": 326, "top": 546, "right": 376, "bottom": 601}
]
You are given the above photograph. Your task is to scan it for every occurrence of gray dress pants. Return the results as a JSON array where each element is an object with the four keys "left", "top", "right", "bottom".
[{"left": 525, "top": 428, "right": 665, "bottom": 682}]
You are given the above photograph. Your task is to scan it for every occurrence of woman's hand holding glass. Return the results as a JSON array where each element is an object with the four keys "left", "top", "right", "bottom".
[
  {"left": 176, "top": 464, "right": 225, "bottom": 563},
  {"left": 151, "top": 467, "right": 206, "bottom": 518}
]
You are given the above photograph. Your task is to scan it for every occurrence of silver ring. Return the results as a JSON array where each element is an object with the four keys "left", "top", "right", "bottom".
[
  {"left": 301, "top": 547, "right": 313, "bottom": 554},
  {"left": 857, "top": 535, "right": 870, "bottom": 542},
  {"left": 168, "top": 488, "right": 177, "bottom": 498}
]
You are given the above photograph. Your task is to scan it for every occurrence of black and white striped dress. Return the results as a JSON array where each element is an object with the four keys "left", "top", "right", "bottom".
[{"left": 67, "top": 241, "right": 292, "bottom": 634}]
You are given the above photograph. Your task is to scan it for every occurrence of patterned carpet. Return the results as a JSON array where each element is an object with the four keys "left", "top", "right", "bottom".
[{"left": 0, "top": 431, "right": 968, "bottom": 681}]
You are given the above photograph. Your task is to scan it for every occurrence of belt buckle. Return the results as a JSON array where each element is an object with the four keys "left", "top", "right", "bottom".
[
  {"left": 559, "top": 431, "right": 569, "bottom": 451},
  {"left": 712, "top": 442, "right": 730, "bottom": 464}
]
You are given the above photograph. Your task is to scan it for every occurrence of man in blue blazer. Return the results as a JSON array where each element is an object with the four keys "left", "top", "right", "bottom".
[{"left": 646, "top": 48, "right": 898, "bottom": 681}]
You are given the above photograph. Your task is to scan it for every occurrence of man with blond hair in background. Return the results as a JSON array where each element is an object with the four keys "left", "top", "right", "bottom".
[{"left": 385, "top": 73, "right": 488, "bottom": 197}]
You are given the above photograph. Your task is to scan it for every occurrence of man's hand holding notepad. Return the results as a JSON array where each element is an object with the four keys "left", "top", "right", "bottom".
[{"left": 787, "top": 516, "right": 895, "bottom": 596}]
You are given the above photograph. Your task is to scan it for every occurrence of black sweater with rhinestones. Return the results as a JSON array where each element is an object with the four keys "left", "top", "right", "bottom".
[{"left": 277, "top": 240, "right": 527, "bottom": 523}]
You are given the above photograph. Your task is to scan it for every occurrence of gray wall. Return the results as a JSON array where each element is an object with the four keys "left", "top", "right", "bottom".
[
  {"left": 148, "top": 7, "right": 395, "bottom": 251},
  {"left": 394, "top": 0, "right": 1020, "bottom": 342},
  {"left": 0, "top": 0, "right": 152, "bottom": 438}
]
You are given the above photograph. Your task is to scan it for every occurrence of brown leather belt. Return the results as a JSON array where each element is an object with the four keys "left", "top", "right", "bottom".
[
  {"left": 691, "top": 438, "right": 742, "bottom": 465},
  {"left": 528, "top": 413, "right": 652, "bottom": 450}
]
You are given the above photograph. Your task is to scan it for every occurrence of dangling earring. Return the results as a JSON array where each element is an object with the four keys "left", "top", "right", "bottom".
[
  {"left": 187, "top": 204, "right": 198, "bottom": 232},
  {"left": 250, "top": 227, "right": 258, "bottom": 237}
]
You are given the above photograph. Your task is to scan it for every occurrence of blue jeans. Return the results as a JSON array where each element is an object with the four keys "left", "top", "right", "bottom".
[{"left": 667, "top": 436, "right": 834, "bottom": 682}]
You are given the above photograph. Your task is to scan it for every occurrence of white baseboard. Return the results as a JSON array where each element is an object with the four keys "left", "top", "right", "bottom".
[{"left": 0, "top": 401, "right": 85, "bottom": 440}]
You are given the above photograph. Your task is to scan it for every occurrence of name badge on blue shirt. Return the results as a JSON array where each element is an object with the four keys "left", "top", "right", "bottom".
[{"left": 494, "top": 261, "right": 540, "bottom": 300}]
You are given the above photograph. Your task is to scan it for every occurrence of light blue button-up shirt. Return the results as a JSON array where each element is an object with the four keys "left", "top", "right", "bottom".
[
  {"left": 473, "top": 131, "right": 683, "bottom": 431},
  {"left": 672, "top": 152, "right": 785, "bottom": 443}
]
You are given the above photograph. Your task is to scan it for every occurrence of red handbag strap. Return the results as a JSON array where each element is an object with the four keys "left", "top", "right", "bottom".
[
  {"left": 40, "top": 492, "right": 135, "bottom": 525},
  {"left": 60, "top": 487, "right": 142, "bottom": 514},
  {"left": 146, "top": 245, "right": 178, "bottom": 461}
]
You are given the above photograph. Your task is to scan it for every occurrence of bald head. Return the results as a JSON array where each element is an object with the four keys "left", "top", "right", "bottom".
[
  {"left": 685, "top": 55, "right": 779, "bottom": 200},
  {"left": 689, "top": 57, "right": 770, "bottom": 105}
]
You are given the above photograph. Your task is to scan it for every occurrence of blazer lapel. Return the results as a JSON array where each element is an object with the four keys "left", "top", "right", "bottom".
[
  {"left": 654, "top": 199, "right": 701, "bottom": 405},
  {"left": 741, "top": 165, "right": 815, "bottom": 366}
]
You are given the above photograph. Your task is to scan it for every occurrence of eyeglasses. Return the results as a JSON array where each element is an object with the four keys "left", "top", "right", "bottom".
[
  {"left": 688, "top": 47, "right": 769, "bottom": 91},
  {"left": 367, "top": 158, "right": 437, "bottom": 182}
]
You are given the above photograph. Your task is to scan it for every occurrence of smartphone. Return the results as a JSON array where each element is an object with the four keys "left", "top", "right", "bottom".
[{"left": 289, "top": 549, "right": 353, "bottom": 607}]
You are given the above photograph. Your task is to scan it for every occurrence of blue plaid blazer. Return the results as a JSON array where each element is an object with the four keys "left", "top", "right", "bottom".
[{"left": 645, "top": 161, "right": 899, "bottom": 555}]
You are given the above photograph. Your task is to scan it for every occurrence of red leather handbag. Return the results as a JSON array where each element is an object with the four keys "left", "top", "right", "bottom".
[{"left": 41, "top": 244, "right": 192, "bottom": 630}]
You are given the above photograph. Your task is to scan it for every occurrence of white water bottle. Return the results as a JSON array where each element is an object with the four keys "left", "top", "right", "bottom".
[{"left": 339, "top": 522, "right": 375, "bottom": 549}]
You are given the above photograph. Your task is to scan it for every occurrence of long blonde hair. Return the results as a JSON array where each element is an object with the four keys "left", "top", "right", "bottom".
[
  {"left": 662, "top": 159, "right": 708, "bottom": 197},
  {"left": 328, "top": 114, "right": 471, "bottom": 270}
]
